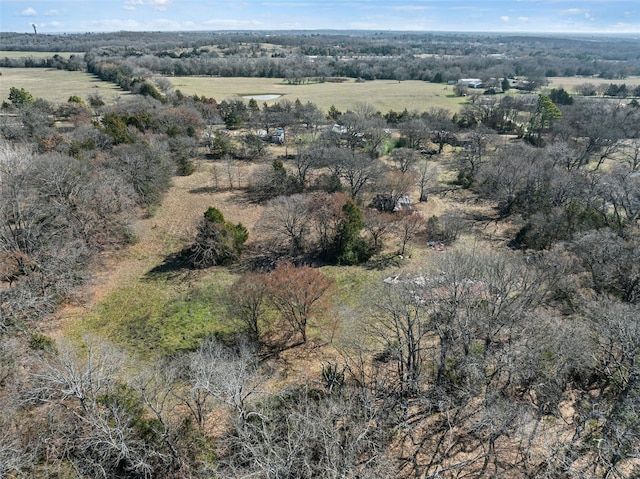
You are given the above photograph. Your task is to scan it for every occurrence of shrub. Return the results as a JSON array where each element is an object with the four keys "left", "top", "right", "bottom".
[
  {"left": 28, "top": 333, "right": 56, "bottom": 351},
  {"left": 426, "top": 213, "right": 463, "bottom": 244},
  {"left": 68, "top": 95, "right": 84, "bottom": 104},
  {"left": 8, "top": 87, "right": 34, "bottom": 106}
]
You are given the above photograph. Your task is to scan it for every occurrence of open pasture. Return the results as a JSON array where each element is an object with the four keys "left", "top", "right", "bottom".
[
  {"left": 167, "top": 77, "right": 468, "bottom": 114},
  {"left": 0, "top": 68, "right": 128, "bottom": 104},
  {"left": 0, "top": 51, "right": 84, "bottom": 58},
  {"left": 548, "top": 75, "right": 640, "bottom": 91}
]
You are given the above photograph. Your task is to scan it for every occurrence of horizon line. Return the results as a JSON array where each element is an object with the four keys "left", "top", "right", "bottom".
[{"left": 3, "top": 28, "right": 639, "bottom": 37}]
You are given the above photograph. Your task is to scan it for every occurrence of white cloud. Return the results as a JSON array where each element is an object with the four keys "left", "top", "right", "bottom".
[
  {"left": 147, "top": 0, "right": 172, "bottom": 11},
  {"left": 390, "top": 5, "right": 434, "bottom": 11},
  {"left": 348, "top": 21, "right": 383, "bottom": 29},
  {"left": 612, "top": 22, "right": 640, "bottom": 33},
  {"left": 561, "top": 9, "right": 583, "bottom": 15},
  {"left": 87, "top": 18, "right": 142, "bottom": 31},
  {"left": 261, "top": 2, "right": 324, "bottom": 6},
  {"left": 202, "top": 18, "right": 263, "bottom": 28},
  {"left": 500, "top": 16, "right": 510, "bottom": 22},
  {"left": 146, "top": 18, "right": 181, "bottom": 28},
  {"left": 21, "top": 7, "right": 37, "bottom": 16},
  {"left": 517, "top": 16, "right": 529, "bottom": 21},
  {"left": 45, "top": 9, "right": 59, "bottom": 17},
  {"left": 76, "top": 16, "right": 204, "bottom": 32},
  {"left": 124, "top": 0, "right": 143, "bottom": 9},
  {"left": 124, "top": 0, "right": 170, "bottom": 11}
]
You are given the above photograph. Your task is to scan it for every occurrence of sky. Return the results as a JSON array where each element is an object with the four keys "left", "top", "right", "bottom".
[{"left": 1, "top": 0, "right": 639, "bottom": 35}]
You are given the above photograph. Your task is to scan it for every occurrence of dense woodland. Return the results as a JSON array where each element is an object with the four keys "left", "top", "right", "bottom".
[
  {"left": 3, "top": 30, "right": 640, "bottom": 83},
  {"left": 1, "top": 31, "right": 640, "bottom": 478}
]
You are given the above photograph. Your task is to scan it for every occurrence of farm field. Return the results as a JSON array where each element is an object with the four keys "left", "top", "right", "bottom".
[
  {"left": 3, "top": 68, "right": 639, "bottom": 112},
  {"left": 0, "top": 51, "right": 84, "bottom": 58},
  {"left": 0, "top": 67, "right": 128, "bottom": 104},
  {"left": 548, "top": 75, "right": 640, "bottom": 91},
  {"left": 167, "top": 76, "right": 469, "bottom": 113}
]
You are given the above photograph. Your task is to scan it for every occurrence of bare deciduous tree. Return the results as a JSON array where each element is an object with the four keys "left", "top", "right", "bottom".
[
  {"left": 219, "top": 385, "right": 395, "bottom": 479},
  {"left": 362, "top": 208, "right": 395, "bottom": 252},
  {"left": 340, "top": 151, "right": 384, "bottom": 200},
  {"left": 366, "top": 276, "right": 434, "bottom": 397},
  {"left": 395, "top": 211, "right": 426, "bottom": 256},
  {"left": 265, "top": 262, "right": 334, "bottom": 346},
  {"left": 573, "top": 228, "right": 640, "bottom": 303},
  {"left": 398, "top": 117, "right": 430, "bottom": 151},
  {"left": 261, "top": 194, "right": 312, "bottom": 255},
  {"left": 27, "top": 338, "right": 168, "bottom": 478},
  {"left": 228, "top": 271, "right": 270, "bottom": 344},
  {"left": 188, "top": 338, "right": 263, "bottom": 423}
]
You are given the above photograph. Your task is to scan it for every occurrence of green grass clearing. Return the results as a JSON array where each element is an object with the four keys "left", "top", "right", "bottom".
[
  {"left": 68, "top": 270, "right": 237, "bottom": 357},
  {"left": 321, "top": 264, "right": 386, "bottom": 308}
]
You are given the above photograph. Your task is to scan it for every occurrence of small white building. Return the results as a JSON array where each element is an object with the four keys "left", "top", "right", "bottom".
[{"left": 458, "top": 78, "right": 484, "bottom": 88}]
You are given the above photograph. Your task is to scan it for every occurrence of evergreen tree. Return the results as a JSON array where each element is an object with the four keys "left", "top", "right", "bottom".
[
  {"left": 187, "top": 207, "right": 248, "bottom": 268},
  {"left": 527, "top": 94, "right": 562, "bottom": 146},
  {"left": 549, "top": 88, "right": 573, "bottom": 105},
  {"left": 8, "top": 87, "right": 34, "bottom": 106},
  {"left": 333, "top": 200, "right": 371, "bottom": 265}
]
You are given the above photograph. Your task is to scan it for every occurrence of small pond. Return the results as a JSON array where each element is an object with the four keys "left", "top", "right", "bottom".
[{"left": 241, "top": 94, "right": 282, "bottom": 101}]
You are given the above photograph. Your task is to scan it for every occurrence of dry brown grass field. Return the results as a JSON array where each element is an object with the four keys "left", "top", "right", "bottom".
[
  {"left": 2, "top": 68, "right": 639, "bottom": 111},
  {"left": 0, "top": 67, "right": 129, "bottom": 104},
  {"left": 0, "top": 51, "right": 84, "bottom": 58},
  {"left": 547, "top": 75, "right": 640, "bottom": 91},
  {"left": 166, "top": 76, "right": 468, "bottom": 113}
]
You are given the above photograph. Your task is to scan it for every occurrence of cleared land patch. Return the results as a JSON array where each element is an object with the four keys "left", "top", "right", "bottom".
[
  {"left": 167, "top": 77, "right": 468, "bottom": 113},
  {"left": 53, "top": 154, "right": 448, "bottom": 357},
  {"left": 548, "top": 75, "right": 640, "bottom": 91},
  {"left": 0, "top": 51, "right": 84, "bottom": 58},
  {"left": 0, "top": 68, "right": 128, "bottom": 103}
]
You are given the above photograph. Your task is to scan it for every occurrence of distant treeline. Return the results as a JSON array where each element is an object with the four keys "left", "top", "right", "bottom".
[
  {"left": 2, "top": 30, "right": 640, "bottom": 60},
  {"left": 1, "top": 30, "right": 640, "bottom": 82},
  {"left": 0, "top": 54, "right": 84, "bottom": 70}
]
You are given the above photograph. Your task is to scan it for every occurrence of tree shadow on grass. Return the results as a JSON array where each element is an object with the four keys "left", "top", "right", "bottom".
[
  {"left": 143, "top": 250, "right": 192, "bottom": 281},
  {"left": 187, "top": 187, "right": 257, "bottom": 208},
  {"left": 365, "top": 253, "right": 403, "bottom": 270},
  {"left": 188, "top": 186, "right": 219, "bottom": 194}
]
